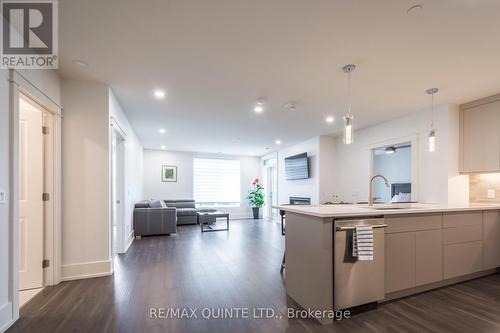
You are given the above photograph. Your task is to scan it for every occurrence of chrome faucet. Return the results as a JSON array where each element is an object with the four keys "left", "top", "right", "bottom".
[{"left": 369, "top": 174, "right": 390, "bottom": 206}]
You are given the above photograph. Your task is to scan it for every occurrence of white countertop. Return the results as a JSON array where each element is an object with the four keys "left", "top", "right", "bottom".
[{"left": 275, "top": 203, "right": 500, "bottom": 218}]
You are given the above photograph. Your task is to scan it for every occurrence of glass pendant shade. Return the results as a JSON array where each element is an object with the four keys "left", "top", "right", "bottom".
[
  {"left": 429, "top": 128, "right": 436, "bottom": 152},
  {"left": 426, "top": 87, "right": 439, "bottom": 153},
  {"left": 343, "top": 114, "right": 354, "bottom": 145}
]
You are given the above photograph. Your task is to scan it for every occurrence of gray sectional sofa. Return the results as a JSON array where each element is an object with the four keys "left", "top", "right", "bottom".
[
  {"left": 164, "top": 200, "right": 198, "bottom": 225},
  {"left": 133, "top": 199, "right": 198, "bottom": 237}
]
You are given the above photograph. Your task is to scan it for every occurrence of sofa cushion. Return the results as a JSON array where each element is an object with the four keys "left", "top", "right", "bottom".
[
  {"left": 135, "top": 200, "right": 150, "bottom": 209},
  {"left": 164, "top": 200, "right": 176, "bottom": 207},
  {"left": 176, "top": 208, "right": 197, "bottom": 216},
  {"left": 175, "top": 201, "right": 196, "bottom": 209},
  {"left": 149, "top": 199, "right": 163, "bottom": 208}
]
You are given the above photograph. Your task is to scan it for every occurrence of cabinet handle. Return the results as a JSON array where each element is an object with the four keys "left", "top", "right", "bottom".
[{"left": 336, "top": 224, "right": 387, "bottom": 231}]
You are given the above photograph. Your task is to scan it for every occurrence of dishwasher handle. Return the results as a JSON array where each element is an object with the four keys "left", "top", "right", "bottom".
[{"left": 336, "top": 224, "right": 387, "bottom": 231}]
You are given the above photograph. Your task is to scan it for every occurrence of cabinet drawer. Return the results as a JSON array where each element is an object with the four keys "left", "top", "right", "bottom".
[
  {"left": 443, "top": 211, "right": 482, "bottom": 228},
  {"left": 443, "top": 225, "right": 482, "bottom": 244},
  {"left": 444, "top": 241, "right": 483, "bottom": 279},
  {"left": 385, "top": 214, "right": 442, "bottom": 234}
]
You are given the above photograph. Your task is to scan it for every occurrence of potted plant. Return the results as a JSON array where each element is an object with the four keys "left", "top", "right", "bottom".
[{"left": 247, "top": 178, "right": 265, "bottom": 219}]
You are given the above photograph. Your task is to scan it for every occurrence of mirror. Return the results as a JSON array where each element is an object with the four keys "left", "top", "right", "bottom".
[{"left": 371, "top": 142, "right": 412, "bottom": 203}]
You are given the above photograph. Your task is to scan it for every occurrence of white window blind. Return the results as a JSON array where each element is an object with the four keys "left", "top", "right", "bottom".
[{"left": 193, "top": 158, "right": 241, "bottom": 207}]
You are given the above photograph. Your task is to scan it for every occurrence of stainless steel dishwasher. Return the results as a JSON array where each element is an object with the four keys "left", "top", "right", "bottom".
[{"left": 334, "top": 218, "right": 387, "bottom": 310}]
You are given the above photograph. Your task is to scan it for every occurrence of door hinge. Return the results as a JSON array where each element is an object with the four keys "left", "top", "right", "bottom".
[
  {"left": 42, "top": 193, "right": 50, "bottom": 201},
  {"left": 42, "top": 126, "right": 49, "bottom": 135},
  {"left": 42, "top": 259, "right": 50, "bottom": 268}
]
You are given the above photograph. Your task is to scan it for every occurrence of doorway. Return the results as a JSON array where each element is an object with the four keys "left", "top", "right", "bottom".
[
  {"left": 369, "top": 135, "right": 419, "bottom": 204},
  {"left": 263, "top": 157, "right": 278, "bottom": 221},
  {"left": 111, "top": 126, "right": 126, "bottom": 256},
  {"left": 18, "top": 94, "right": 52, "bottom": 306}
]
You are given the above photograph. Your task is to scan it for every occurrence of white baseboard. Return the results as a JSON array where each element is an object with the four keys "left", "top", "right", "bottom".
[
  {"left": 61, "top": 260, "right": 113, "bottom": 281},
  {"left": 0, "top": 302, "right": 14, "bottom": 333},
  {"left": 19, "top": 288, "right": 43, "bottom": 308},
  {"left": 124, "top": 230, "right": 134, "bottom": 252}
]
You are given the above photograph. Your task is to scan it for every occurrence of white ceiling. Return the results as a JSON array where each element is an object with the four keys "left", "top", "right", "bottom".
[{"left": 58, "top": 0, "right": 500, "bottom": 156}]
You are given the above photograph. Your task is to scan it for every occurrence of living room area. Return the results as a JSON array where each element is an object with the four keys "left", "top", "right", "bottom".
[{"left": 131, "top": 149, "right": 269, "bottom": 237}]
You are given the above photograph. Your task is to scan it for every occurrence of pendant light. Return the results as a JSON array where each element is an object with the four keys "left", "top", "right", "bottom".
[
  {"left": 426, "top": 87, "right": 439, "bottom": 152},
  {"left": 342, "top": 64, "right": 356, "bottom": 145}
]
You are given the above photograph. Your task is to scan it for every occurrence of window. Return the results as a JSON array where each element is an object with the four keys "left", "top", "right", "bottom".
[{"left": 193, "top": 158, "right": 241, "bottom": 207}]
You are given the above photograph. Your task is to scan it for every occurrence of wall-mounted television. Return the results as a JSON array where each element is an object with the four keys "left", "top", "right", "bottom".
[{"left": 285, "top": 153, "right": 309, "bottom": 180}]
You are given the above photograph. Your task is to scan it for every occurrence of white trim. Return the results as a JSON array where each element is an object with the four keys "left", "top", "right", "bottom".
[
  {"left": 19, "top": 288, "right": 43, "bottom": 308},
  {"left": 0, "top": 302, "right": 14, "bottom": 333},
  {"left": 124, "top": 230, "right": 135, "bottom": 253},
  {"left": 368, "top": 134, "right": 420, "bottom": 202},
  {"left": 111, "top": 127, "right": 126, "bottom": 255},
  {"left": 61, "top": 260, "right": 113, "bottom": 281},
  {"left": 11, "top": 71, "right": 62, "bottom": 116},
  {"left": 9, "top": 69, "right": 21, "bottom": 325}
]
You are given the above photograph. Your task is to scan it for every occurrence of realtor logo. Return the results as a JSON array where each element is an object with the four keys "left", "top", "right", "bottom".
[{"left": 1, "top": 1, "right": 58, "bottom": 69}]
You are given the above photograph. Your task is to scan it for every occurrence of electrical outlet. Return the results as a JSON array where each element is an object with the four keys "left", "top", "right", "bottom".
[
  {"left": 0, "top": 190, "right": 6, "bottom": 204},
  {"left": 487, "top": 189, "right": 496, "bottom": 199}
]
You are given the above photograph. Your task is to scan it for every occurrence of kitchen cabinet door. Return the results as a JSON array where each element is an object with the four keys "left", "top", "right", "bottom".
[
  {"left": 416, "top": 229, "right": 443, "bottom": 286},
  {"left": 444, "top": 241, "right": 483, "bottom": 279},
  {"left": 484, "top": 210, "right": 500, "bottom": 270},
  {"left": 385, "top": 232, "right": 415, "bottom": 293},
  {"left": 462, "top": 100, "right": 500, "bottom": 173}
]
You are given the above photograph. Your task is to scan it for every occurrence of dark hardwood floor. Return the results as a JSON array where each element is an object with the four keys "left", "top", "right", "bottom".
[{"left": 8, "top": 219, "right": 500, "bottom": 333}]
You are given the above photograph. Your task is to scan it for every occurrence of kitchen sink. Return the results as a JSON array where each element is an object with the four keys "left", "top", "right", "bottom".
[{"left": 359, "top": 204, "right": 423, "bottom": 210}]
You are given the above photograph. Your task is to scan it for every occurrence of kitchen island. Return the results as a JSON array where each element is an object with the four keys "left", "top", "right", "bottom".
[{"left": 277, "top": 203, "right": 500, "bottom": 325}]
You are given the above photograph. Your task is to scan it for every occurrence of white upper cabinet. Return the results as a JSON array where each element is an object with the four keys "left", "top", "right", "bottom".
[{"left": 460, "top": 96, "right": 500, "bottom": 173}]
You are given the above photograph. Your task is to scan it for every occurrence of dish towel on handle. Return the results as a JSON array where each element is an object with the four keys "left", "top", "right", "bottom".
[{"left": 352, "top": 225, "right": 374, "bottom": 261}]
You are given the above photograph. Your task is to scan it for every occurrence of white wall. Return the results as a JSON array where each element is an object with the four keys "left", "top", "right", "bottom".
[
  {"left": 109, "top": 90, "right": 144, "bottom": 250},
  {"left": 447, "top": 104, "right": 470, "bottom": 205},
  {"left": 334, "top": 104, "right": 469, "bottom": 204},
  {"left": 275, "top": 135, "right": 336, "bottom": 205},
  {"left": 143, "top": 150, "right": 261, "bottom": 219},
  {"left": 277, "top": 136, "right": 320, "bottom": 205},
  {"left": 318, "top": 135, "right": 336, "bottom": 203},
  {"left": 61, "top": 80, "right": 112, "bottom": 280}
]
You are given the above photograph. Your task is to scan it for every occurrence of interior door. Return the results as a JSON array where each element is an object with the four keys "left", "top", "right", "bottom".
[{"left": 19, "top": 97, "right": 44, "bottom": 290}]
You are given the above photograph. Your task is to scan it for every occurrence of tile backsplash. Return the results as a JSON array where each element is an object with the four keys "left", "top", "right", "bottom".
[{"left": 470, "top": 173, "right": 500, "bottom": 203}]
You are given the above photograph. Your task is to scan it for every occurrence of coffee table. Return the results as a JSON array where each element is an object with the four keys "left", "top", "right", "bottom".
[{"left": 197, "top": 210, "right": 229, "bottom": 232}]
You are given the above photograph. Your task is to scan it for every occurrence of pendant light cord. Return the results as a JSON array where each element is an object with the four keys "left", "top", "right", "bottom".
[
  {"left": 347, "top": 71, "right": 351, "bottom": 116},
  {"left": 430, "top": 92, "right": 434, "bottom": 129}
]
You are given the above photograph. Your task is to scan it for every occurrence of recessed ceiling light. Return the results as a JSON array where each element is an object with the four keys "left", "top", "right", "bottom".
[
  {"left": 158, "top": 128, "right": 166, "bottom": 134},
  {"left": 275, "top": 140, "right": 282, "bottom": 145},
  {"left": 407, "top": 4, "right": 423, "bottom": 15},
  {"left": 160, "top": 145, "right": 166, "bottom": 150},
  {"left": 72, "top": 59, "right": 89, "bottom": 68},
  {"left": 325, "top": 116, "right": 335, "bottom": 123},
  {"left": 254, "top": 100, "right": 264, "bottom": 113},
  {"left": 154, "top": 90, "right": 166, "bottom": 99}
]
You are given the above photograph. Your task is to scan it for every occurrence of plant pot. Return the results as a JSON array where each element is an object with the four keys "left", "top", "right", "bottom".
[{"left": 252, "top": 207, "right": 260, "bottom": 219}]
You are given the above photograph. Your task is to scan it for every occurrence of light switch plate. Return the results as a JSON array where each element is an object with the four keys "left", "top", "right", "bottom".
[
  {"left": 0, "top": 190, "right": 6, "bottom": 204},
  {"left": 487, "top": 189, "right": 496, "bottom": 199}
]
